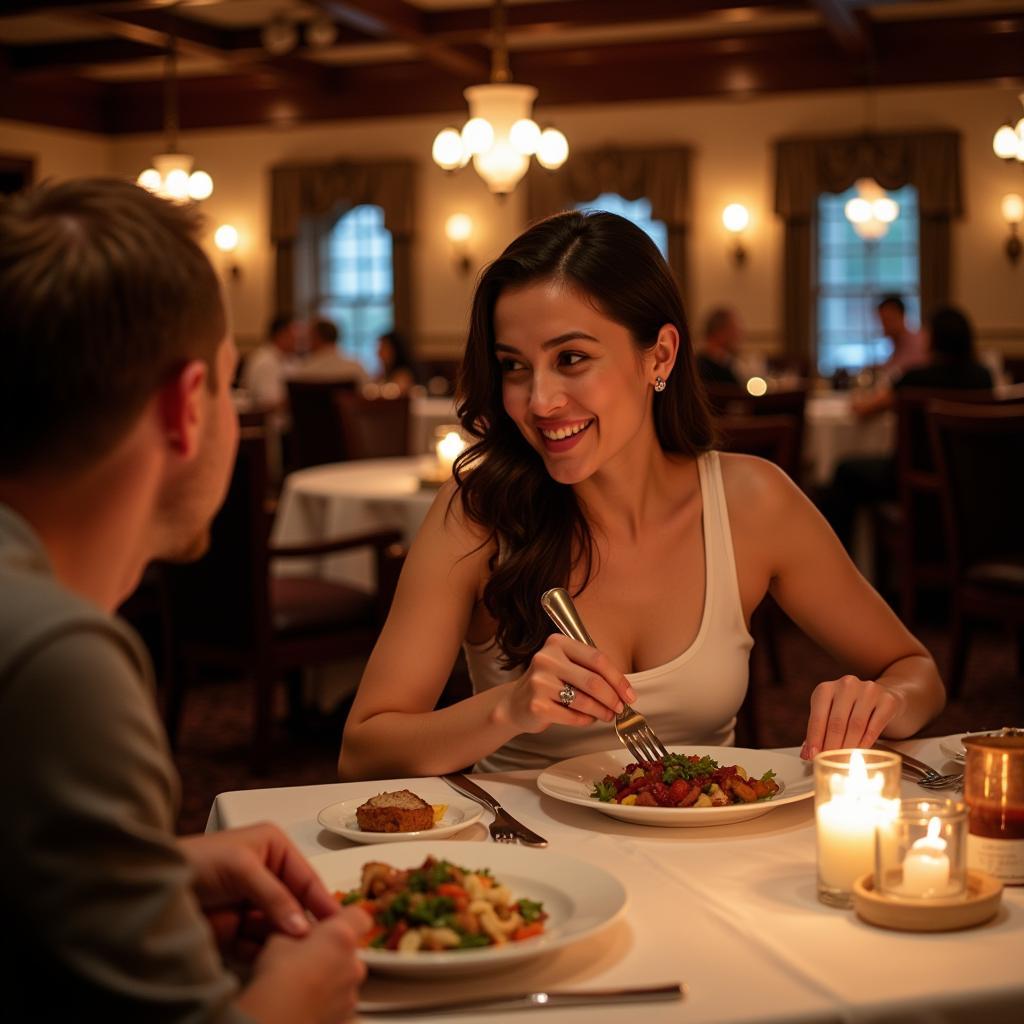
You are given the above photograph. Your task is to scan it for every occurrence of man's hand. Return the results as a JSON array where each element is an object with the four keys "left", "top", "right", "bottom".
[{"left": 179, "top": 823, "right": 339, "bottom": 956}]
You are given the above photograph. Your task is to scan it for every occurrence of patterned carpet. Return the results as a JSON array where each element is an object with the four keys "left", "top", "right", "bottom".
[{"left": 172, "top": 617, "right": 1024, "bottom": 835}]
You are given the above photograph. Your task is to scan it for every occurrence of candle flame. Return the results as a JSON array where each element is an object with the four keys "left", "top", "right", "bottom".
[{"left": 437, "top": 431, "right": 466, "bottom": 462}]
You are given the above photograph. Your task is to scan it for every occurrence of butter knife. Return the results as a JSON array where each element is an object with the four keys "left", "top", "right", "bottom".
[
  {"left": 358, "top": 983, "right": 685, "bottom": 1016},
  {"left": 443, "top": 773, "right": 548, "bottom": 847}
]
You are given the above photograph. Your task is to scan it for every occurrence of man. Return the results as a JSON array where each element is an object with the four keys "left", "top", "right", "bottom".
[
  {"left": 696, "top": 306, "right": 742, "bottom": 386},
  {"left": 289, "top": 318, "right": 368, "bottom": 384},
  {"left": 0, "top": 179, "right": 368, "bottom": 1020},
  {"left": 876, "top": 294, "right": 927, "bottom": 379},
  {"left": 241, "top": 313, "right": 302, "bottom": 413}
]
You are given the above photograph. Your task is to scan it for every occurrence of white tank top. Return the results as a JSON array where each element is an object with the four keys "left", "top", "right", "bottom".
[{"left": 466, "top": 451, "right": 753, "bottom": 773}]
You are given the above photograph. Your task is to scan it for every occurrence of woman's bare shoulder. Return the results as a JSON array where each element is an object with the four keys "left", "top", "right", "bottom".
[
  {"left": 716, "top": 450, "right": 802, "bottom": 513},
  {"left": 415, "top": 476, "right": 495, "bottom": 567}
]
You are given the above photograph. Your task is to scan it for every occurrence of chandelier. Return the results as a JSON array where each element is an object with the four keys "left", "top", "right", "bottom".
[
  {"left": 136, "top": 26, "right": 213, "bottom": 202},
  {"left": 844, "top": 178, "right": 899, "bottom": 241},
  {"left": 431, "top": 0, "right": 568, "bottom": 196},
  {"left": 992, "top": 93, "right": 1024, "bottom": 162}
]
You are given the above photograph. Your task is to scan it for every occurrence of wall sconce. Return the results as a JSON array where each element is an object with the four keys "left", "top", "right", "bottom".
[
  {"left": 213, "top": 223, "right": 241, "bottom": 280},
  {"left": 722, "top": 203, "right": 749, "bottom": 266},
  {"left": 1002, "top": 193, "right": 1023, "bottom": 265},
  {"left": 444, "top": 213, "right": 474, "bottom": 275}
]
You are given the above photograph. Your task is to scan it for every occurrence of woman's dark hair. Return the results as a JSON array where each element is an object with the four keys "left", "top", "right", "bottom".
[
  {"left": 453, "top": 210, "right": 714, "bottom": 669},
  {"left": 379, "top": 329, "right": 424, "bottom": 383},
  {"left": 928, "top": 306, "right": 975, "bottom": 364}
]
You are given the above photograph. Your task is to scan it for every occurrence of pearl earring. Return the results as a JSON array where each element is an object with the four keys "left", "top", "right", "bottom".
[{"left": 654, "top": 375, "right": 667, "bottom": 392}]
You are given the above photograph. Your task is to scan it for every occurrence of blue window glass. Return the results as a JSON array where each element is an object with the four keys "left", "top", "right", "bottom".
[
  {"left": 575, "top": 192, "right": 669, "bottom": 260},
  {"left": 322, "top": 204, "right": 394, "bottom": 371},
  {"left": 815, "top": 185, "right": 920, "bottom": 376}
]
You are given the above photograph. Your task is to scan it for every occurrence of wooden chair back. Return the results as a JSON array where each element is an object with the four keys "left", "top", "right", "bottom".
[
  {"left": 334, "top": 392, "right": 411, "bottom": 460},
  {"left": 287, "top": 379, "right": 358, "bottom": 469},
  {"left": 714, "top": 414, "right": 800, "bottom": 480}
]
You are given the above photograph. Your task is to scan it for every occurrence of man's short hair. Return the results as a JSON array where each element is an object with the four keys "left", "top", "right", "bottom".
[
  {"left": 310, "top": 318, "right": 339, "bottom": 346},
  {"left": 0, "top": 178, "right": 225, "bottom": 475},
  {"left": 704, "top": 307, "right": 734, "bottom": 339},
  {"left": 267, "top": 313, "right": 294, "bottom": 339},
  {"left": 877, "top": 294, "right": 905, "bottom": 315}
]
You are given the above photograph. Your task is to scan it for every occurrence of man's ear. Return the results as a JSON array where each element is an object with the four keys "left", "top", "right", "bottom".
[{"left": 157, "top": 360, "right": 209, "bottom": 459}]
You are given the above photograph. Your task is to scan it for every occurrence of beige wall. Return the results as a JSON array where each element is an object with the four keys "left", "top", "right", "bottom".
[
  {"left": 0, "top": 119, "right": 111, "bottom": 181},
  {"left": 5, "top": 81, "right": 1023, "bottom": 358}
]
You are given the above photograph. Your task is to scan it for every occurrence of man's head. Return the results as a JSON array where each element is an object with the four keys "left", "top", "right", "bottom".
[
  {"left": 309, "top": 317, "right": 339, "bottom": 353},
  {"left": 877, "top": 295, "right": 906, "bottom": 340},
  {"left": 268, "top": 312, "right": 301, "bottom": 355},
  {"left": 703, "top": 307, "right": 741, "bottom": 357},
  {"left": 0, "top": 178, "right": 238, "bottom": 560}
]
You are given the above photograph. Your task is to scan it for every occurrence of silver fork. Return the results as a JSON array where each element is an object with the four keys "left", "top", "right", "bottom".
[
  {"left": 541, "top": 588, "right": 670, "bottom": 764},
  {"left": 876, "top": 743, "right": 964, "bottom": 790}
]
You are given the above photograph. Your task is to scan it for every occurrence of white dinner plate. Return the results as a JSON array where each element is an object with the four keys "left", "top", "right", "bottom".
[
  {"left": 537, "top": 745, "right": 813, "bottom": 827},
  {"left": 312, "top": 841, "right": 627, "bottom": 977},
  {"left": 317, "top": 796, "right": 483, "bottom": 844},
  {"left": 939, "top": 728, "right": 1024, "bottom": 764}
]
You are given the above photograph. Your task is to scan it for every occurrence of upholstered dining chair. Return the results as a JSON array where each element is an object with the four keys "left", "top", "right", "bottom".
[
  {"left": 334, "top": 391, "right": 411, "bottom": 460},
  {"left": 928, "top": 400, "right": 1024, "bottom": 698},
  {"left": 159, "top": 429, "right": 405, "bottom": 771},
  {"left": 286, "top": 378, "right": 359, "bottom": 470}
]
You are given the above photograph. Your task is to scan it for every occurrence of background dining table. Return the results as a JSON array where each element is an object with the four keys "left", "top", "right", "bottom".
[{"left": 207, "top": 734, "right": 1021, "bottom": 1023}]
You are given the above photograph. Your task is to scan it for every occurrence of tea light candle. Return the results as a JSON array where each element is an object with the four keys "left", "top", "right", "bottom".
[
  {"left": 900, "top": 816, "right": 950, "bottom": 896},
  {"left": 435, "top": 429, "right": 466, "bottom": 477},
  {"left": 816, "top": 750, "right": 900, "bottom": 897}
]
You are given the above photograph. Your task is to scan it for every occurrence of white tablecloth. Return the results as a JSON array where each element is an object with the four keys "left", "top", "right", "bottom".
[
  {"left": 207, "top": 735, "right": 1022, "bottom": 1023},
  {"left": 272, "top": 457, "right": 439, "bottom": 591},
  {"left": 804, "top": 393, "right": 895, "bottom": 487}
]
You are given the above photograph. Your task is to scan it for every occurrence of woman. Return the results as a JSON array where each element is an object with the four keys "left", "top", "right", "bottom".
[
  {"left": 339, "top": 212, "right": 944, "bottom": 779},
  {"left": 376, "top": 329, "right": 422, "bottom": 395}
]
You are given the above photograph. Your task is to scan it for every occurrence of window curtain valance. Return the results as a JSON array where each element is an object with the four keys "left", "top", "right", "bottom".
[
  {"left": 525, "top": 145, "right": 693, "bottom": 308},
  {"left": 773, "top": 131, "right": 962, "bottom": 363},
  {"left": 270, "top": 159, "right": 416, "bottom": 340}
]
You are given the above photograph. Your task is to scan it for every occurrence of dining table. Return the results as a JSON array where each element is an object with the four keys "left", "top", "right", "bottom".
[
  {"left": 803, "top": 392, "right": 895, "bottom": 488},
  {"left": 207, "top": 734, "right": 1022, "bottom": 1023}
]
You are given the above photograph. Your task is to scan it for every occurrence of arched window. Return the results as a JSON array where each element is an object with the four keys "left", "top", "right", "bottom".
[
  {"left": 815, "top": 184, "right": 920, "bottom": 376},
  {"left": 575, "top": 192, "right": 669, "bottom": 260},
  {"left": 321, "top": 204, "right": 394, "bottom": 371}
]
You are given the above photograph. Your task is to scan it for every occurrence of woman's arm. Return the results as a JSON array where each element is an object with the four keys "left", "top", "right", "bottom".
[
  {"left": 339, "top": 481, "right": 634, "bottom": 780},
  {"left": 724, "top": 455, "right": 946, "bottom": 759}
]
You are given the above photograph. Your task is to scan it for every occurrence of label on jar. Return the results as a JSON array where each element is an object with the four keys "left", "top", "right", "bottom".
[{"left": 967, "top": 834, "right": 1024, "bottom": 885}]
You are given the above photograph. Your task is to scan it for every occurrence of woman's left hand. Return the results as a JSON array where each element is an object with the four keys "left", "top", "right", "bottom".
[{"left": 800, "top": 675, "right": 907, "bottom": 760}]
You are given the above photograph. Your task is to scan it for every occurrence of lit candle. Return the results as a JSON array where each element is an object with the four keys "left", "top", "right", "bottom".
[
  {"left": 435, "top": 429, "right": 466, "bottom": 477},
  {"left": 900, "top": 816, "right": 951, "bottom": 897},
  {"left": 816, "top": 750, "right": 900, "bottom": 892}
]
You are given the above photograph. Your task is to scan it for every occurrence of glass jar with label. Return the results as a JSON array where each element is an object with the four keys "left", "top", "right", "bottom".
[{"left": 964, "top": 734, "right": 1024, "bottom": 885}]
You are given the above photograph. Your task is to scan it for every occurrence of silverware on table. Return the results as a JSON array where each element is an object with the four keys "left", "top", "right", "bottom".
[
  {"left": 358, "top": 983, "right": 685, "bottom": 1016},
  {"left": 443, "top": 772, "right": 548, "bottom": 847},
  {"left": 875, "top": 743, "right": 964, "bottom": 790},
  {"left": 541, "top": 587, "right": 669, "bottom": 764}
]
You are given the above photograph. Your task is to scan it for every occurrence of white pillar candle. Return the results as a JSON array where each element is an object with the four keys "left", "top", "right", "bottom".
[
  {"left": 816, "top": 751, "right": 900, "bottom": 891},
  {"left": 900, "top": 817, "right": 951, "bottom": 897}
]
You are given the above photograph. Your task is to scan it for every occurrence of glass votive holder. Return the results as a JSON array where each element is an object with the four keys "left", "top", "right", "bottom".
[
  {"left": 875, "top": 799, "right": 967, "bottom": 900},
  {"left": 815, "top": 748, "right": 902, "bottom": 908},
  {"left": 964, "top": 733, "right": 1024, "bottom": 885}
]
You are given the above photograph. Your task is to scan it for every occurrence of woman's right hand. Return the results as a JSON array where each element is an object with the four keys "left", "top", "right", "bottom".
[{"left": 502, "top": 634, "right": 636, "bottom": 734}]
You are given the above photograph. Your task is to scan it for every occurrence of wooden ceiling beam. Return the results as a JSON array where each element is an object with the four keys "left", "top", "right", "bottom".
[
  {"left": 810, "top": 0, "right": 871, "bottom": 57},
  {"left": 311, "top": 0, "right": 488, "bottom": 79}
]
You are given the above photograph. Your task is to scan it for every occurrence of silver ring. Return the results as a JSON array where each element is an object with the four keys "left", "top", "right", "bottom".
[{"left": 558, "top": 684, "right": 576, "bottom": 707}]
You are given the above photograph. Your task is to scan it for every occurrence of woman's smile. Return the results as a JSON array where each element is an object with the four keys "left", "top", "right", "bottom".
[{"left": 536, "top": 417, "right": 595, "bottom": 452}]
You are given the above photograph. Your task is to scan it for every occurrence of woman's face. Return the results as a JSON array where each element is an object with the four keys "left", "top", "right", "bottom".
[{"left": 494, "top": 279, "right": 659, "bottom": 486}]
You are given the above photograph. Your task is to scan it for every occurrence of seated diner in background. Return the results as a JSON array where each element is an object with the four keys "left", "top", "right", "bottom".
[
  {"left": 375, "top": 328, "right": 423, "bottom": 396},
  {"left": 288, "top": 317, "right": 368, "bottom": 385},
  {"left": 695, "top": 306, "right": 743, "bottom": 387},
  {"left": 0, "top": 179, "right": 368, "bottom": 1021},
  {"left": 338, "top": 211, "right": 945, "bottom": 780},
  {"left": 875, "top": 293, "right": 928, "bottom": 383},
  {"left": 823, "top": 305, "right": 993, "bottom": 551}
]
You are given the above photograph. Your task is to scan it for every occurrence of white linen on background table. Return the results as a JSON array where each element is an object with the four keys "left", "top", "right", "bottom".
[
  {"left": 207, "top": 736, "right": 1023, "bottom": 1023},
  {"left": 805, "top": 393, "right": 895, "bottom": 488}
]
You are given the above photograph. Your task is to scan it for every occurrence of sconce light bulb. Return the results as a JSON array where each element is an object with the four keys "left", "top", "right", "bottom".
[
  {"left": 214, "top": 224, "right": 239, "bottom": 253},
  {"left": 445, "top": 213, "right": 473, "bottom": 243},
  {"left": 722, "top": 203, "right": 750, "bottom": 233},
  {"left": 1002, "top": 193, "right": 1024, "bottom": 225}
]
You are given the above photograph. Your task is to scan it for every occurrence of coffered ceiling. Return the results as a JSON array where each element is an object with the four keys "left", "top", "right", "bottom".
[{"left": 1, "top": 1, "right": 1022, "bottom": 134}]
